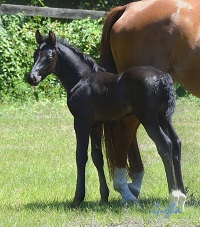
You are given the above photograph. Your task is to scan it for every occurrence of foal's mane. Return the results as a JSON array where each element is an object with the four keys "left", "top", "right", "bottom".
[{"left": 56, "top": 38, "right": 105, "bottom": 73}]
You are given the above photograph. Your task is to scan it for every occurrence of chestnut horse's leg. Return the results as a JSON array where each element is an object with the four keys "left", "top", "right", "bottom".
[
  {"left": 90, "top": 123, "right": 109, "bottom": 204},
  {"left": 112, "top": 116, "right": 139, "bottom": 204},
  {"left": 72, "top": 118, "right": 90, "bottom": 207},
  {"left": 127, "top": 119, "right": 144, "bottom": 198},
  {"left": 159, "top": 117, "right": 186, "bottom": 208}
]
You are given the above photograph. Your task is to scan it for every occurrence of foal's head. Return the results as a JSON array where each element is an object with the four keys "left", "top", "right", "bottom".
[{"left": 28, "top": 30, "right": 57, "bottom": 86}]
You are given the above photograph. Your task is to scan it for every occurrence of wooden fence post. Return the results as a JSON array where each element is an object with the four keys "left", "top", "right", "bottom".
[{"left": 0, "top": 4, "right": 107, "bottom": 20}]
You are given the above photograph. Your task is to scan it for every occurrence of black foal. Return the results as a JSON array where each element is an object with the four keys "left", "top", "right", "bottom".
[{"left": 27, "top": 31, "right": 186, "bottom": 208}]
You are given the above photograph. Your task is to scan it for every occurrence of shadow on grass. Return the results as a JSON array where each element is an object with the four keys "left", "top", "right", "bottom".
[
  {"left": 14, "top": 197, "right": 172, "bottom": 213},
  {"left": 7, "top": 194, "right": 199, "bottom": 212},
  {"left": 185, "top": 192, "right": 200, "bottom": 206},
  {"left": 22, "top": 199, "right": 122, "bottom": 212}
]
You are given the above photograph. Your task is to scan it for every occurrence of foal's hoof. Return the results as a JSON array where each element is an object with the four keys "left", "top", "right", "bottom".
[
  {"left": 99, "top": 198, "right": 109, "bottom": 206},
  {"left": 128, "top": 183, "right": 140, "bottom": 199},
  {"left": 179, "top": 194, "right": 186, "bottom": 210},
  {"left": 70, "top": 200, "right": 81, "bottom": 209},
  {"left": 169, "top": 190, "right": 186, "bottom": 210}
]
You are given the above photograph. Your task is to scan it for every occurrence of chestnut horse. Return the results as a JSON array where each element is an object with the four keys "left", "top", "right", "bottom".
[{"left": 100, "top": 0, "right": 200, "bottom": 204}]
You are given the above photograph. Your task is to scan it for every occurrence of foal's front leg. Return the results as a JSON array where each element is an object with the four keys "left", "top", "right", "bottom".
[
  {"left": 90, "top": 123, "right": 109, "bottom": 204},
  {"left": 72, "top": 118, "right": 90, "bottom": 207}
]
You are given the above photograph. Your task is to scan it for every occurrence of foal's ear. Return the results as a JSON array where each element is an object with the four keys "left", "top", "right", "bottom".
[
  {"left": 49, "top": 31, "right": 56, "bottom": 46},
  {"left": 35, "top": 30, "right": 43, "bottom": 45}
]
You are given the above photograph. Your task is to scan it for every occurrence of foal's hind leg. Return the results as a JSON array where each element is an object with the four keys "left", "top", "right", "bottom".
[
  {"left": 90, "top": 123, "right": 109, "bottom": 204},
  {"left": 159, "top": 117, "right": 186, "bottom": 209},
  {"left": 141, "top": 118, "right": 178, "bottom": 205}
]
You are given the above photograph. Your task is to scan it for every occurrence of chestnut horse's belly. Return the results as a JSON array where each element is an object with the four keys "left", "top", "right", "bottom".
[
  {"left": 110, "top": 0, "right": 200, "bottom": 98},
  {"left": 172, "top": 64, "right": 200, "bottom": 98}
]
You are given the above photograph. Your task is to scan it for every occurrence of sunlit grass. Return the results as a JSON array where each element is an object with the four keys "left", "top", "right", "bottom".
[{"left": 0, "top": 97, "right": 199, "bottom": 226}]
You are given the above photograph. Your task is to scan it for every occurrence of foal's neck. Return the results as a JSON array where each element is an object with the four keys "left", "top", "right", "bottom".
[{"left": 54, "top": 43, "right": 93, "bottom": 94}]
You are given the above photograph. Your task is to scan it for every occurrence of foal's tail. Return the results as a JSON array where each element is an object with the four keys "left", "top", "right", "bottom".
[{"left": 99, "top": 5, "right": 125, "bottom": 73}]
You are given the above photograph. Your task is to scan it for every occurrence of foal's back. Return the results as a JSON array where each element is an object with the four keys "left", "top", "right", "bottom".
[{"left": 87, "top": 66, "right": 175, "bottom": 122}]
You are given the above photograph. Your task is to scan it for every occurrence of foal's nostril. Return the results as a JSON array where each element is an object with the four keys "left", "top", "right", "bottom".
[
  {"left": 28, "top": 74, "right": 37, "bottom": 85},
  {"left": 32, "top": 76, "right": 36, "bottom": 83}
]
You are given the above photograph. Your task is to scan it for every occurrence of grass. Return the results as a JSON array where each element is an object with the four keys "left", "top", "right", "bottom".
[{"left": 0, "top": 97, "right": 200, "bottom": 226}]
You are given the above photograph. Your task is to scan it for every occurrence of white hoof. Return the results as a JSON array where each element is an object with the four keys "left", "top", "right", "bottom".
[
  {"left": 128, "top": 171, "right": 144, "bottom": 198},
  {"left": 169, "top": 190, "right": 186, "bottom": 210},
  {"left": 113, "top": 168, "right": 138, "bottom": 205},
  {"left": 179, "top": 193, "right": 186, "bottom": 211},
  {"left": 128, "top": 183, "right": 140, "bottom": 198}
]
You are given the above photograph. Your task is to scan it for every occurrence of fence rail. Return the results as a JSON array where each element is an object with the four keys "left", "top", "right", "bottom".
[{"left": 0, "top": 4, "right": 107, "bottom": 20}]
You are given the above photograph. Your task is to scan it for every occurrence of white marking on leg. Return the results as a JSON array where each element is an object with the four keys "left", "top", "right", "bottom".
[
  {"left": 178, "top": 193, "right": 186, "bottom": 211},
  {"left": 169, "top": 190, "right": 179, "bottom": 207},
  {"left": 128, "top": 170, "right": 144, "bottom": 197},
  {"left": 113, "top": 168, "right": 137, "bottom": 204},
  {"left": 169, "top": 190, "right": 186, "bottom": 210}
]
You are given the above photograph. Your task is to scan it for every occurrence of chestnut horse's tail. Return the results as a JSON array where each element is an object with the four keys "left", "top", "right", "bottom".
[
  {"left": 102, "top": 122, "right": 116, "bottom": 179},
  {"left": 100, "top": 6, "right": 127, "bottom": 179},
  {"left": 99, "top": 5, "right": 125, "bottom": 73}
]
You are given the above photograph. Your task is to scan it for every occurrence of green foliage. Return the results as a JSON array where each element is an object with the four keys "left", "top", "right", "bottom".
[
  {"left": 0, "top": 14, "right": 103, "bottom": 102},
  {"left": 0, "top": 15, "right": 37, "bottom": 102},
  {"left": 0, "top": 13, "right": 189, "bottom": 103},
  {"left": 175, "top": 83, "right": 190, "bottom": 97},
  {"left": 48, "top": 18, "right": 103, "bottom": 61}
]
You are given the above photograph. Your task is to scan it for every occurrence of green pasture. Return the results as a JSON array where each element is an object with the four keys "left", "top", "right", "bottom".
[{"left": 0, "top": 97, "right": 199, "bottom": 226}]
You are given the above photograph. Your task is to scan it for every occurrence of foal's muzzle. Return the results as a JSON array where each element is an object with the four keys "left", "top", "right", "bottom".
[{"left": 27, "top": 72, "right": 42, "bottom": 86}]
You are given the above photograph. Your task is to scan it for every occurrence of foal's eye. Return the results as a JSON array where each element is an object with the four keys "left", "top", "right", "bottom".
[{"left": 47, "top": 49, "right": 54, "bottom": 60}]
